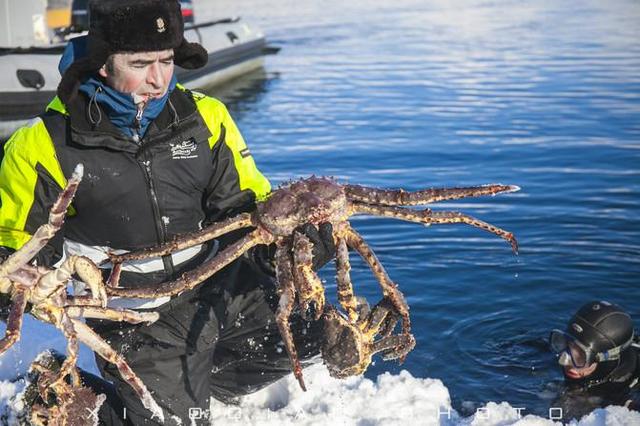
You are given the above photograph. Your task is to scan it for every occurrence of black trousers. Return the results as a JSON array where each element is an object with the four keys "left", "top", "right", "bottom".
[{"left": 88, "top": 256, "right": 324, "bottom": 425}]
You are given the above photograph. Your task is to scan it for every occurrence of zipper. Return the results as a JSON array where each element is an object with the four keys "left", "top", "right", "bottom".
[
  {"left": 135, "top": 103, "right": 144, "bottom": 123},
  {"left": 134, "top": 100, "right": 178, "bottom": 276},
  {"left": 132, "top": 103, "right": 145, "bottom": 143},
  {"left": 137, "top": 154, "right": 175, "bottom": 276}
]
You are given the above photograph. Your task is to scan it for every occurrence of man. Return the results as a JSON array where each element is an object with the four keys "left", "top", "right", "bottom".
[
  {"left": 0, "top": 0, "right": 334, "bottom": 424},
  {"left": 549, "top": 301, "right": 640, "bottom": 420}
]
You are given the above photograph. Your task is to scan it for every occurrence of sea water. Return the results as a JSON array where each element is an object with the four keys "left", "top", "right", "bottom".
[
  {"left": 1, "top": 0, "right": 638, "bottom": 424},
  {"left": 204, "top": 0, "right": 640, "bottom": 419}
]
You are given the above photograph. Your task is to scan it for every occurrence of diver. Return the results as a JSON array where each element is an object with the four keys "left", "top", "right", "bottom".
[{"left": 549, "top": 300, "right": 640, "bottom": 420}]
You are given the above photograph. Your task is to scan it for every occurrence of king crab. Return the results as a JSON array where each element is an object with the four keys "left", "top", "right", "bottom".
[
  {"left": 0, "top": 165, "right": 164, "bottom": 423},
  {"left": 105, "top": 176, "right": 518, "bottom": 390}
]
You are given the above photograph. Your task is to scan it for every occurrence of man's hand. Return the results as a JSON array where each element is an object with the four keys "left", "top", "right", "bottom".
[
  {"left": 0, "top": 246, "right": 13, "bottom": 263},
  {"left": 0, "top": 246, "right": 31, "bottom": 322},
  {"left": 297, "top": 223, "right": 336, "bottom": 271},
  {"left": 0, "top": 247, "right": 12, "bottom": 321},
  {"left": 252, "top": 223, "right": 336, "bottom": 275}
]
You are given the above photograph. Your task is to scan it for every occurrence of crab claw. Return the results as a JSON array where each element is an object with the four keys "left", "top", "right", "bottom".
[
  {"left": 365, "top": 298, "right": 414, "bottom": 364},
  {"left": 74, "top": 256, "right": 108, "bottom": 308},
  {"left": 375, "top": 333, "right": 416, "bottom": 361}
]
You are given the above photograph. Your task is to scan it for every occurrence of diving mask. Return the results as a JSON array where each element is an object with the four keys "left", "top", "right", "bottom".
[{"left": 549, "top": 329, "right": 632, "bottom": 368}]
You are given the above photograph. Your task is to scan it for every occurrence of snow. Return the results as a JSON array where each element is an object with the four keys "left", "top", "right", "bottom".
[
  {"left": 1, "top": 318, "right": 639, "bottom": 426},
  {"left": 207, "top": 366, "right": 451, "bottom": 425}
]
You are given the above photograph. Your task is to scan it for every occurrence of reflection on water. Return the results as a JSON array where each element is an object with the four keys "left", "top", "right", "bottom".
[
  {"left": 202, "top": 68, "right": 279, "bottom": 122},
  {"left": 202, "top": 0, "right": 640, "bottom": 416}
]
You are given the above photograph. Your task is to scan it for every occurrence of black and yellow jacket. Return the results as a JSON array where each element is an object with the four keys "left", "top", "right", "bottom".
[{"left": 0, "top": 86, "right": 270, "bottom": 295}]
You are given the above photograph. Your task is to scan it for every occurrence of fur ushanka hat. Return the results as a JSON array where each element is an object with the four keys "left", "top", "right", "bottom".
[{"left": 58, "top": 0, "right": 207, "bottom": 103}]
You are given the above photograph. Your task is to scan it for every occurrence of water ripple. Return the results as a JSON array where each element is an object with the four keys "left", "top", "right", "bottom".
[{"left": 204, "top": 0, "right": 640, "bottom": 418}]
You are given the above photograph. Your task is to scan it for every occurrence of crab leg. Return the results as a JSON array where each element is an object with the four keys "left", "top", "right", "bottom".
[
  {"left": 0, "top": 164, "right": 83, "bottom": 277},
  {"left": 69, "top": 318, "right": 165, "bottom": 423},
  {"left": 64, "top": 306, "right": 159, "bottom": 324},
  {"left": 66, "top": 295, "right": 106, "bottom": 306},
  {"left": 34, "top": 255, "right": 108, "bottom": 307},
  {"left": 366, "top": 299, "right": 415, "bottom": 360},
  {"left": 0, "top": 286, "right": 28, "bottom": 355},
  {"left": 57, "top": 312, "right": 82, "bottom": 388},
  {"left": 343, "top": 225, "right": 411, "bottom": 339},
  {"left": 107, "top": 229, "right": 273, "bottom": 298},
  {"left": 33, "top": 308, "right": 83, "bottom": 397},
  {"left": 292, "top": 231, "right": 325, "bottom": 321},
  {"left": 344, "top": 183, "right": 519, "bottom": 206},
  {"left": 274, "top": 243, "right": 306, "bottom": 391},
  {"left": 106, "top": 213, "right": 256, "bottom": 264},
  {"left": 334, "top": 235, "right": 358, "bottom": 323},
  {"left": 377, "top": 305, "right": 401, "bottom": 338},
  {"left": 106, "top": 262, "right": 123, "bottom": 288},
  {"left": 372, "top": 335, "right": 416, "bottom": 361},
  {"left": 352, "top": 203, "right": 518, "bottom": 253},
  {"left": 363, "top": 293, "right": 401, "bottom": 339}
]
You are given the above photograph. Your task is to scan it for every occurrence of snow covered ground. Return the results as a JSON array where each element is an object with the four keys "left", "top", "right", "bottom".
[{"left": 1, "top": 317, "right": 638, "bottom": 425}]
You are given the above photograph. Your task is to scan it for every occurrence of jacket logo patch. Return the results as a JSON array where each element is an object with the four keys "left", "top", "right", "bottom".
[
  {"left": 170, "top": 139, "right": 198, "bottom": 160},
  {"left": 239, "top": 148, "right": 251, "bottom": 158}
]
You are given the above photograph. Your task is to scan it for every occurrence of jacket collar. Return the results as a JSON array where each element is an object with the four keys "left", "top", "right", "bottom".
[
  {"left": 78, "top": 75, "right": 178, "bottom": 139},
  {"left": 54, "top": 88, "right": 209, "bottom": 153}
]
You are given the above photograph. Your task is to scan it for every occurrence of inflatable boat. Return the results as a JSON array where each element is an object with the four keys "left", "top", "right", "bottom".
[{"left": 0, "top": 0, "right": 277, "bottom": 139}]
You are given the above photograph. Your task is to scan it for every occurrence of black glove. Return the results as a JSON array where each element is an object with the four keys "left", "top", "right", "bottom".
[
  {"left": 252, "top": 243, "right": 278, "bottom": 277},
  {"left": 0, "top": 246, "right": 12, "bottom": 262},
  {"left": 252, "top": 223, "right": 336, "bottom": 276},
  {"left": 0, "top": 247, "right": 14, "bottom": 322},
  {"left": 0, "top": 246, "right": 33, "bottom": 323},
  {"left": 0, "top": 293, "right": 11, "bottom": 323},
  {"left": 297, "top": 222, "right": 336, "bottom": 271}
]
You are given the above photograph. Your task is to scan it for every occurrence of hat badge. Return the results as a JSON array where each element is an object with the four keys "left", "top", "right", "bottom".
[{"left": 156, "top": 17, "right": 166, "bottom": 33}]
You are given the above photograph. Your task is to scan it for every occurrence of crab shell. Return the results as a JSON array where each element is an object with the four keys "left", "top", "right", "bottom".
[
  {"left": 256, "top": 177, "right": 349, "bottom": 236},
  {"left": 321, "top": 306, "right": 375, "bottom": 378}
]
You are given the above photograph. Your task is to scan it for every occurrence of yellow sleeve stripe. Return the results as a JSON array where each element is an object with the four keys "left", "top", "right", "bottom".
[
  {"left": 0, "top": 118, "right": 68, "bottom": 250},
  {"left": 192, "top": 93, "right": 272, "bottom": 201}
]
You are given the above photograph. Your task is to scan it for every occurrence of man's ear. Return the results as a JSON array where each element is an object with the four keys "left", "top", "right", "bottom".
[{"left": 98, "top": 65, "right": 108, "bottom": 79}]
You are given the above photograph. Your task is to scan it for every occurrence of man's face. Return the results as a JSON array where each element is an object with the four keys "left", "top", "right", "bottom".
[
  {"left": 563, "top": 362, "right": 597, "bottom": 379},
  {"left": 99, "top": 49, "right": 175, "bottom": 103},
  {"left": 563, "top": 341, "right": 597, "bottom": 379}
]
